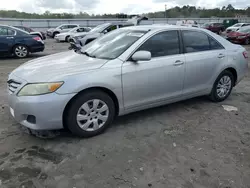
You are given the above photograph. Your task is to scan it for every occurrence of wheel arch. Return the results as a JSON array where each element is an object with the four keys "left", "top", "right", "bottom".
[
  {"left": 62, "top": 87, "right": 120, "bottom": 129},
  {"left": 224, "top": 67, "right": 237, "bottom": 86}
]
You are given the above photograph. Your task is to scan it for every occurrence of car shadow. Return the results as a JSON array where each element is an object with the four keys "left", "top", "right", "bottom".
[
  {"left": 0, "top": 53, "right": 50, "bottom": 62},
  {"left": 33, "top": 96, "right": 211, "bottom": 140}
]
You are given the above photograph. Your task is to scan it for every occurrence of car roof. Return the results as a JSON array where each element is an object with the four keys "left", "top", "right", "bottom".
[{"left": 122, "top": 25, "right": 203, "bottom": 31}]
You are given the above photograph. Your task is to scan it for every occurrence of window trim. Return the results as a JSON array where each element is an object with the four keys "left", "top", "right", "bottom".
[
  {"left": 127, "top": 29, "right": 182, "bottom": 61},
  {"left": 180, "top": 29, "right": 225, "bottom": 54}
]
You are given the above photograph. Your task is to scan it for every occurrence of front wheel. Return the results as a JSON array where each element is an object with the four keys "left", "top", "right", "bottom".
[
  {"left": 65, "top": 90, "right": 116, "bottom": 137},
  {"left": 209, "top": 70, "right": 234, "bottom": 102},
  {"left": 13, "top": 45, "right": 29, "bottom": 58}
]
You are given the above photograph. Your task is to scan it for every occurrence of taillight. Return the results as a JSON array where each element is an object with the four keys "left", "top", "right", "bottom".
[
  {"left": 243, "top": 51, "right": 248, "bottom": 59},
  {"left": 33, "top": 36, "right": 41, "bottom": 41}
]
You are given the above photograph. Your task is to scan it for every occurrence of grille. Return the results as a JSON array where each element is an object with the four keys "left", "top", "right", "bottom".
[{"left": 7, "top": 79, "right": 22, "bottom": 94}]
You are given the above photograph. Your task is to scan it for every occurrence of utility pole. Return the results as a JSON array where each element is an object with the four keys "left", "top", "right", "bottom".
[{"left": 165, "top": 4, "right": 167, "bottom": 18}]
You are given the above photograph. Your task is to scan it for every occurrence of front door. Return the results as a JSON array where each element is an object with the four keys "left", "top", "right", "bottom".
[
  {"left": 122, "top": 30, "right": 185, "bottom": 109},
  {"left": 0, "top": 26, "right": 15, "bottom": 57}
]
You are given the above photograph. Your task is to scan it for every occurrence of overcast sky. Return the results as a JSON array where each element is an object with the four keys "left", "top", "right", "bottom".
[{"left": 0, "top": 0, "right": 249, "bottom": 14}]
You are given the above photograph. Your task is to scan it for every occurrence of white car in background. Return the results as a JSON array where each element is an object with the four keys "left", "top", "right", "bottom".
[
  {"left": 47, "top": 24, "right": 80, "bottom": 38},
  {"left": 54, "top": 27, "right": 91, "bottom": 42},
  {"left": 226, "top": 23, "right": 250, "bottom": 33},
  {"left": 70, "top": 22, "right": 134, "bottom": 47}
]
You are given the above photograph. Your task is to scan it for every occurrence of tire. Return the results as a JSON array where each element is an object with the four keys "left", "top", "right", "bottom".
[
  {"left": 65, "top": 36, "right": 70, "bottom": 42},
  {"left": 52, "top": 32, "right": 59, "bottom": 38},
  {"left": 209, "top": 70, "right": 234, "bottom": 102},
  {"left": 65, "top": 90, "right": 116, "bottom": 137},
  {"left": 13, "top": 45, "right": 29, "bottom": 58}
]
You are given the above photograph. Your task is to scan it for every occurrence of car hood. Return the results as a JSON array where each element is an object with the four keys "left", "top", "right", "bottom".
[{"left": 10, "top": 51, "right": 108, "bottom": 82}]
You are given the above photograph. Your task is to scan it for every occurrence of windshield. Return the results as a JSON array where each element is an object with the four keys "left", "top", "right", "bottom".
[
  {"left": 90, "top": 23, "right": 110, "bottom": 33},
  {"left": 238, "top": 27, "right": 250, "bottom": 33},
  {"left": 232, "top": 23, "right": 242, "bottom": 27},
  {"left": 80, "top": 29, "right": 147, "bottom": 60}
]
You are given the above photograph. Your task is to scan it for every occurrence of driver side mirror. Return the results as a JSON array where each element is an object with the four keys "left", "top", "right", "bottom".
[{"left": 131, "top": 51, "right": 151, "bottom": 62}]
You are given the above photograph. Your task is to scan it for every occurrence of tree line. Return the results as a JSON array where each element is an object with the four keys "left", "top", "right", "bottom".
[{"left": 0, "top": 4, "right": 250, "bottom": 19}]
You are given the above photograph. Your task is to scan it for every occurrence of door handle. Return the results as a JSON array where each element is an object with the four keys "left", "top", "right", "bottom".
[
  {"left": 6, "top": 37, "right": 14, "bottom": 39},
  {"left": 218, "top": 54, "right": 225, "bottom": 58},
  {"left": 173, "top": 60, "right": 184, "bottom": 66}
]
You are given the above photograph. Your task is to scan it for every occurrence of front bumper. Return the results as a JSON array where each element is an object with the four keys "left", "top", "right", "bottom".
[{"left": 8, "top": 92, "right": 76, "bottom": 130}]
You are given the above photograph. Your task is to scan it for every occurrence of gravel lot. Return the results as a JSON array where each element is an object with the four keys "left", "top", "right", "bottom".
[{"left": 0, "top": 39, "right": 250, "bottom": 188}]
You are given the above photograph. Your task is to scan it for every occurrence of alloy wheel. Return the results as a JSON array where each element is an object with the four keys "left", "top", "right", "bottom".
[
  {"left": 15, "top": 46, "right": 28, "bottom": 58},
  {"left": 216, "top": 75, "right": 232, "bottom": 98},
  {"left": 76, "top": 99, "right": 109, "bottom": 132}
]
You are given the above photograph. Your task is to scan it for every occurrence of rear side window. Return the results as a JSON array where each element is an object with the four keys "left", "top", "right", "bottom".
[
  {"left": 137, "top": 30, "right": 180, "bottom": 58},
  {"left": 209, "top": 37, "right": 224, "bottom": 50},
  {"left": 182, "top": 31, "right": 210, "bottom": 53}
]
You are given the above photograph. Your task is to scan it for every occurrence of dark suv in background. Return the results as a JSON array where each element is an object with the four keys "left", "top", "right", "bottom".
[{"left": 202, "top": 22, "right": 225, "bottom": 34}]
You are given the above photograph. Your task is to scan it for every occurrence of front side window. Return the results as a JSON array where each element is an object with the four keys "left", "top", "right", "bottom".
[
  {"left": 0, "top": 27, "right": 8, "bottom": 36},
  {"left": 182, "top": 31, "right": 210, "bottom": 53},
  {"left": 81, "top": 29, "right": 147, "bottom": 60},
  {"left": 137, "top": 30, "right": 180, "bottom": 58},
  {"left": 209, "top": 37, "right": 224, "bottom": 50}
]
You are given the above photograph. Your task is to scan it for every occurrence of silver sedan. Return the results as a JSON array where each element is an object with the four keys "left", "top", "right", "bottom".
[{"left": 8, "top": 25, "right": 248, "bottom": 137}]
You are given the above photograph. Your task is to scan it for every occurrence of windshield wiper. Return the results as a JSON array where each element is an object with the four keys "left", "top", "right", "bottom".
[{"left": 81, "top": 51, "right": 96, "bottom": 58}]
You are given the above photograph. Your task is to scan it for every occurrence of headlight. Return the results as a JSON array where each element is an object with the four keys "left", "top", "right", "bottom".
[{"left": 18, "top": 82, "right": 63, "bottom": 96}]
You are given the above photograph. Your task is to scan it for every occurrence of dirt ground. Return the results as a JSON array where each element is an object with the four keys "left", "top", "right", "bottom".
[{"left": 0, "top": 39, "right": 250, "bottom": 188}]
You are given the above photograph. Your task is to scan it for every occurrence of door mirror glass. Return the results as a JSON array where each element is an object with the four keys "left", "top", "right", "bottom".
[{"left": 132, "top": 51, "right": 151, "bottom": 61}]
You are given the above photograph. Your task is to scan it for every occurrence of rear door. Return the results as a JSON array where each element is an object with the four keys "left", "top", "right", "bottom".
[
  {"left": 181, "top": 30, "right": 226, "bottom": 96},
  {"left": 0, "top": 26, "right": 15, "bottom": 56}
]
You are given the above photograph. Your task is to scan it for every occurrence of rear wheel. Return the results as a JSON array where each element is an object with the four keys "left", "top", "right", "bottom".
[
  {"left": 209, "top": 70, "right": 234, "bottom": 102},
  {"left": 65, "top": 90, "right": 115, "bottom": 137},
  {"left": 13, "top": 45, "right": 29, "bottom": 58}
]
